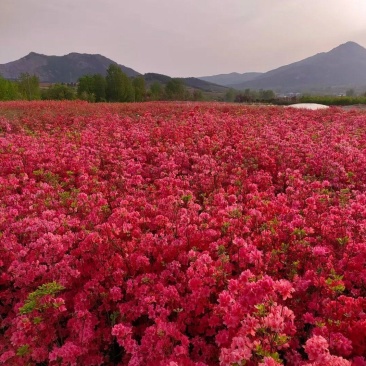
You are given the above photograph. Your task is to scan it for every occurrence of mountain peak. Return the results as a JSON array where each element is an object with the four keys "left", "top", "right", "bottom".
[
  {"left": 224, "top": 41, "right": 366, "bottom": 92},
  {"left": 25, "top": 52, "right": 44, "bottom": 58},
  {"left": 341, "top": 41, "right": 362, "bottom": 47},
  {"left": 331, "top": 41, "right": 365, "bottom": 52},
  {"left": 0, "top": 52, "right": 140, "bottom": 82}
]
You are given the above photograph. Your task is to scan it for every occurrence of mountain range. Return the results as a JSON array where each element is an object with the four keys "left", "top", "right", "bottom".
[
  {"left": 198, "top": 41, "right": 366, "bottom": 93},
  {"left": 0, "top": 52, "right": 227, "bottom": 94},
  {"left": 1, "top": 41, "right": 366, "bottom": 93},
  {"left": 0, "top": 52, "right": 140, "bottom": 82}
]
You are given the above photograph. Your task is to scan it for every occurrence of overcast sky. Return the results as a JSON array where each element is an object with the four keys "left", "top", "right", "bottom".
[{"left": 1, "top": 0, "right": 366, "bottom": 77}]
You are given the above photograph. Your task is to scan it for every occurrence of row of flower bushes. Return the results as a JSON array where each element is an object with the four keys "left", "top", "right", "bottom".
[{"left": 1, "top": 101, "right": 366, "bottom": 365}]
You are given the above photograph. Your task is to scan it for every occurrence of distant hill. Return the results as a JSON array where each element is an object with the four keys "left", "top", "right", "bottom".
[
  {"left": 0, "top": 53, "right": 228, "bottom": 93},
  {"left": 229, "top": 42, "right": 366, "bottom": 92},
  {"left": 143, "top": 73, "right": 172, "bottom": 86},
  {"left": 198, "top": 72, "right": 262, "bottom": 87},
  {"left": 180, "top": 77, "right": 228, "bottom": 93},
  {"left": 0, "top": 52, "right": 140, "bottom": 82},
  {"left": 143, "top": 73, "right": 228, "bottom": 93},
  {"left": 3, "top": 42, "right": 366, "bottom": 94}
]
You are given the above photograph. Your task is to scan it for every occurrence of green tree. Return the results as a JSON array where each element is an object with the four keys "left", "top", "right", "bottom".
[
  {"left": 165, "top": 78, "right": 186, "bottom": 100},
  {"left": 42, "top": 84, "right": 76, "bottom": 100},
  {"left": 78, "top": 74, "right": 107, "bottom": 102},
  {"left": 192, "top": 89, "right": 204, "bottom": 101},
  {"left": 258, "top": 89, "right": 275, "bottom": 101},
  {"left": 77, "top": 75, "right": 95, "bottom": 100},
  {"left": 132, "top": 76, "right": 146, "bottom": 102},
  {"left": 150, "top": 82, "right": 163, "bottom": 100},
  {"left": 0, "top": 76, "right": 20, "bottom": 100},
  {"left": 225, "top": 88, "right": 236, "bottom": 102},
  {"left": 18, "top": 73, "right": 41, "bottom": 100},
  {"left": 92, "top": 74, "right": 107, "bottom": 102},
  {"left": 105, "top": 64, "right": 134, "bottom": 102}
]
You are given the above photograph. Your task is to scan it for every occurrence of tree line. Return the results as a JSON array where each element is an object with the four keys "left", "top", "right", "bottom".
[
  {"left": 224, "top": 88, "right": 276, "bottom": 103},
  {"left": 0, "top": 73, "right": 41, "bottom": 101},
  {"left": 77, "top": 64, "right": 205, "bottom": 102},
  {"left": 0, "top": 64, "right": 204, "bottom": 102},
  {"left": 3, "top": 68, "right": 366, "bottom": 105}
]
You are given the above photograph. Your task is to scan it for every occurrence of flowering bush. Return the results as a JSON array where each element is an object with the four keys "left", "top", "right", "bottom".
[{"left": 1, "top": 101, "right": 366, "bottom": 365}]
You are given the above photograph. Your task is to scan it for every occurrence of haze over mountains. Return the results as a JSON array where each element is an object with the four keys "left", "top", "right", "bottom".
[
  {"left": 1, "top": 42, "right": 366, "bottom": 94},
  {"left": 199, "top": 42, "right": 366, "bottom": 93},
  {"left": 198, "top": 72, "right": 263, "bottom": 87}
]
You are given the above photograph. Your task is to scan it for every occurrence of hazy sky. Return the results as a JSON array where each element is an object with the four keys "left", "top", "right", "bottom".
[{"left": 1, "top": 0, "right": 366, "bottom": 77}]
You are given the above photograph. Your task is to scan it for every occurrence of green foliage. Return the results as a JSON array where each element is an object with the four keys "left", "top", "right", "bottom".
[
  {"left": 325, "top": 270, "right": 345, "bottom": 293},
  {"left": 77, "top": 75, "right": 95, "bottom": 100},
  {"left": 254, "top": 303, "right": 268, "bottom": 317},
  {"left": 132, "top": 76, "right": 146, "bottom": 102},
  {"left": 225, "top": 88, "right": 236, "bottom": 102},
  {"left": 255, "top": 344, "right": 282, "bottom": 363},
  {"left": 16, "top": 344, "right": 30, "bottom": 357},
  {"left": 181, "top": 193, "right": 192, "bottom": 205},
  {"left": 17, "top": 73, "right": 41, "bottom": 100},
  {"left": 258, "top": 89, "right": 275, "bottom": 101},
  {"left": 165, "top": 78, "right": 187, "bottom": 100},
  {"left": 42, "top": 84, "right": 76, "bottom": 100},
  {"left": 228, "top": 88, "right": 276, "bottom": 103},
  {"left": 33, "top": 316, "right": 43, "bottom": 324},
  {"left": 93, "top": 74, "right": 107, "bottom": 102},
  {"left": 336, "top": 236, "right": 349, "bottom": 246},
  {"left": 0, "top": 75, "right": 20, "bottom": 100},
  {"left": 221, "top": 221, "right": 231, "bottom": 235},
  {"left": 78, "top": 74, "right": 106, "bottom": 102},
  {"left": 79, "top": 90, "right": 96, "bottom": 102},
  {"left": 192, "top": 89, "right": 204, "bottom": 101},
  {"left": 150, "top": 82, "right": 163, "bottom": 100},
  {"left": 19, "top": 281, "right": 65, "bottom": 315},
  {"left": 110, "top": 311, "right": 120, "bottom": 326},
  {"left": 106, "top": 64, "right": 134, "bottom": 102},
  {"left": 292, "top": 228, "right": 306, "bottom": 239},
  {"left": 300, "top": 94, "right": 366, "bottom": 105}
]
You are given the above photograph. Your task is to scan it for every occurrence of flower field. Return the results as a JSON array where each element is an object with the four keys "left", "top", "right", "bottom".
[{"left": 2, "top": 101, "right": 366, "bottom": 365}]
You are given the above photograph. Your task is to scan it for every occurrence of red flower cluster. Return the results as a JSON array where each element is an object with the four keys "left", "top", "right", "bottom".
[{"left": 1, "top": 101, "right": 366, "bottom": 365}]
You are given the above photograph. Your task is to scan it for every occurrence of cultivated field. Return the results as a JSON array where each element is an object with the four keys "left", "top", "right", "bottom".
[{"left": 1, "top": 101, "right": 366, "bottom": 365}]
